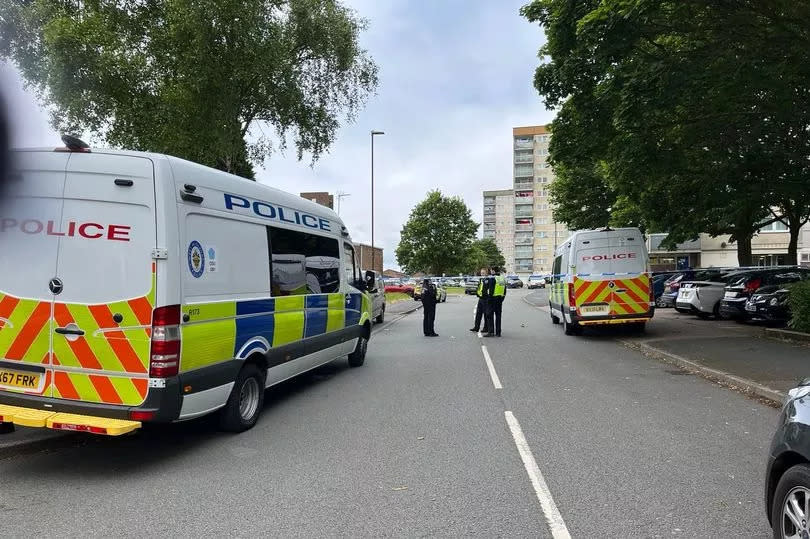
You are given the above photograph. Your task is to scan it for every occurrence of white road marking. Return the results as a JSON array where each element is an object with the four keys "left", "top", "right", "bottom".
[
  {"left": 480, "top": 345, "right": 502, "bottom": 389},
  {"left": 504, "top": 411, "right": 571, "bottom": 539}
]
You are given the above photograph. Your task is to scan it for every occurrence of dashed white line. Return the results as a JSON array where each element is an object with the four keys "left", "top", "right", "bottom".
[
  {"left": 480, "top": 345, "right": 502, "bottom": 389},
  {"left": 504, "top": 411, "right": 571, "bottom": 539}
]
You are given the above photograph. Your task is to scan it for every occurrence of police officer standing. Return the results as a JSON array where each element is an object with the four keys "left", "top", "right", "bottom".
[
  {"left": 484, "top": 267, "right": 506, "bottom": 337},
  {"left": 421, "top": 278, "right": 439, "bottom": 337},
  {"left": 469, "top": 267, "right": 491, "bottom": 333}
]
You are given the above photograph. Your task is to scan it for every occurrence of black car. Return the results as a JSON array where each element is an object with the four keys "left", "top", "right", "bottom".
[
  {"left": 720, "top": 268, "right": 810, "bottom": 320},
  {"left": 765, "top": 381, "right": 810, "bottom": 538},
  {"left": 506, "top": 276, "right": 523, "bottom": 289},
  {"left": 745, "top": 285, "right": 792, "bottom": 324}
]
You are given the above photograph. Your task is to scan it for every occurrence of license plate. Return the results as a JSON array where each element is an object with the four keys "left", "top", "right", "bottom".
[
  {"left": 745, "top": 303, "right": 756, "bottom": 312},
  {"left": 724, "top": 292, "right": 737, "bottom": 299},
  {"left": 0, "top": 368, "right": 41, "bottom": 390},
  {"left": 581, "top": 304, "right": 609, "bottom": 316}
]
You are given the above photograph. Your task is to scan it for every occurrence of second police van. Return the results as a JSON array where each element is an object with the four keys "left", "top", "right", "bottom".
[
  {"left": 549, "top": 228, "right": 654, "bottom": 335},
  {"left": 0, "top": 139, "right": 372, "bottom": 435}
]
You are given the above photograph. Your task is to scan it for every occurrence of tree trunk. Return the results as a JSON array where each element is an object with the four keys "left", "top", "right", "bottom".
[
  {"left": 787, "top": 222, "right": 801, "bottom": 266},
  {"left": 736, "top": 234, "right": 753, "bottom": 266}
]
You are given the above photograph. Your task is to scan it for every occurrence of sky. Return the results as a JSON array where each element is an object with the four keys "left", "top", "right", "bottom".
[{"left": 1, "top": 0, "right": 554, "bottom": 271}]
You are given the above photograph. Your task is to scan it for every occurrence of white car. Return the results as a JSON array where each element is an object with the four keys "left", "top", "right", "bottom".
[
  {"left": 675, "top": 270, "right": 741, "bottom": 319},
  {"left": 527, "top": 275, "right": 546, "bottom": 289}
]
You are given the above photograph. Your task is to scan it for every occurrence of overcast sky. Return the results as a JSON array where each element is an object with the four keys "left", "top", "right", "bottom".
[{"left": 1, "top": 0, "right": 553, "bottom": 270}]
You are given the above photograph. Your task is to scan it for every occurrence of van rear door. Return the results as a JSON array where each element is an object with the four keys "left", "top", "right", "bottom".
[
  {"left": 608, "top": 233, "right": 649, "bottom": 316},
  {"left": 0, "top": 151, "right": 69, "bottom": 399},
  {"left": 50, "top": 153, "right": 156, "bottom": 406},
  {"left": 572, "top": 234, "right": 613, "bottom": 316}
]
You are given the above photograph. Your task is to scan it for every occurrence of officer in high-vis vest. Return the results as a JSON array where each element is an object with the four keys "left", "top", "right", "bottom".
[
  {"left": 484, "top": 267, "right": 507, "bottom": 337},
  {"left": 469, "top": 267, "right": 492, "bottom": 333}
]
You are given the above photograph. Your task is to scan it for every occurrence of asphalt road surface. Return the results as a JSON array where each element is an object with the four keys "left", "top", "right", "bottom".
[{"left": 0, "top": 291, "right": 778, "bottom": 537}]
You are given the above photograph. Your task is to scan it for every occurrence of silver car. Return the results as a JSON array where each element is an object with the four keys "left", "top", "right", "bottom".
[{"left": 675, "top": 270, "right": 740, "bottom": 319}]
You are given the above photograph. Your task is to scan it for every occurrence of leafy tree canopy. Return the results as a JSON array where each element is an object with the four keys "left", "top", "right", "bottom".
[
  {"left": 0, "top": 0, "right": 378, "bottom": 178},
  {"left": 463, "top": 238, "right": 505, "bottom": 275},
  {"left": 395, "top": 191, "right": 479, "bottom": 275}
]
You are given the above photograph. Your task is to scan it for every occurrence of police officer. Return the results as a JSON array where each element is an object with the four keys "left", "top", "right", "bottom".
[
  {"left": 421, "top": 278, "right": 439, "bottom": 337},
  {"left": 484, "top": 267, "right": 506, "bottom": 337},
  {"left": 469, "top": 267, "right": 491, "bottom": 333}
]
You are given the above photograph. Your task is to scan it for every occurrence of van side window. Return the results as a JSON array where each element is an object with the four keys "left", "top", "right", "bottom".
[
  {"left": 344, "top": 243, "right": 358, "bottom": 285},
  {"left": 552, "top": 255, "right": 562, "bottom": 281},
  {"left": 267, "top": 226, "right": 341, "bottom": 295}
]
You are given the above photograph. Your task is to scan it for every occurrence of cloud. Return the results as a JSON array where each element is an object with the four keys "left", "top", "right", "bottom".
[{"left": 2, "top": 0, "right": 554, "bottom": 271}]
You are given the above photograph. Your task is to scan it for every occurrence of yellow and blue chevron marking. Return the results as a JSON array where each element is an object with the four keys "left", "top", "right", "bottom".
[{"left": 180, "top": 292, "right": 368, "bottom": 373}]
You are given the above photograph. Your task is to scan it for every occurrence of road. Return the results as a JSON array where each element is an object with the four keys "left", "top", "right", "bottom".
[{"left": 0, "top": 290, "right": 777, "bottom": 537}]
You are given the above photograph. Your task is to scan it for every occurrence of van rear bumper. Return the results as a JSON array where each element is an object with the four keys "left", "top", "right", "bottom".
[
  {"left": 0, "top": 377, "right": 182, "bottom": 423},
  {"left": 573, "top": 312, "right": 653, "bottom": 325}
]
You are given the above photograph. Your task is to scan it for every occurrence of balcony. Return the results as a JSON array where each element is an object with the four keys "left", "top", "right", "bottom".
[
  {"left": 514, "top": 153, "right": 534, "bottom": 164},
  {"left": 515, "top": 236, "right": 533, "bottom": 245},
  {"left": 515, "top": 209, "right": 533, "bottom": 217},
  {"left": 515, "top": 224, "right": 533, "bottom": 232},
  {"left": 514, "top": 138, "right": 533, "bottom": 150},
  {"left": 514, "top": 181, "right": 533, "bottom": 191}
]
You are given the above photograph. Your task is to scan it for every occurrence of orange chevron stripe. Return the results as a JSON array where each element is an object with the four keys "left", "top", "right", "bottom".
[
  {"left": 88, "top": 374, "right": 123, "bottom": 405},
  {"left": 582, "top": 281, "right": 610, "bottom": 305},
  {"left": 87, "top": 304, "right": 148, "bottom": 374},
  {"left": 127, "top": 296, "right": 153, "bottom": 327},
  {"left": 5, "top": 302, "right": 50, "bottom": 360},
  {"left": 0, "top": 295, "right": 20, "bottom": 325},
  {"left": 53, "top": 304, "right": 104, "bottom": 371},
  {"left": 132, "top": 378, "right": 148, "bottom": 400},
  {"left": 620, "top": 285, "right": 647, "bottom": 306},
  {"left": 53, "top": 369, "right": 80, "bottom": 401}
]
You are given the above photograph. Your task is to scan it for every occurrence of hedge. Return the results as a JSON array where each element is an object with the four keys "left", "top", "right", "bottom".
[{"left": 788, "top": 280, "right": 810, "bottom": 333}]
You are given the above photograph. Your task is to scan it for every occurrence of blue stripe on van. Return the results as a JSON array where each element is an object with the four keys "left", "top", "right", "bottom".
[
  {"left": 305, "top": 295, "right": 329, "bottom": 309},
  {"left": 345, "top": 293, "right": 362, "bottom": 327},
  {"left": 304, "top": 308, "right": 328, "bottom": 338},
  {"left": 234, "top": 314, "right": 274, "bottom": 358},
  {"left": 237, "top": 298, "right": 275, "bottom": 315}
]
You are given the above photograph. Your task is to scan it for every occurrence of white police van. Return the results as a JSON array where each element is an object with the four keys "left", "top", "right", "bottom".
[{"left": 0, "top": 139, "right": 372, "bottom": 435}]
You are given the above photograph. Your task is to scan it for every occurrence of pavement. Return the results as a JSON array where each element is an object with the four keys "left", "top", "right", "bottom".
[
  {"left": 524, "top": 289, "right": 810, "bottom": 402},
  {"left": 0, "top": 290, "right": 778, "bottom": 537}
]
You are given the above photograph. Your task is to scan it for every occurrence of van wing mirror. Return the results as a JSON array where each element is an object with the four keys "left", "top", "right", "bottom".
[
  {"left": 364, "top": 270, "right": 378, "bottom": 292},
  {"left": 354, "top": 278, "right": 368, "bottom": 292}
]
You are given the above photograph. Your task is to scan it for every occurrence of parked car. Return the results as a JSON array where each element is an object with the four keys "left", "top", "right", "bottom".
[
  {"left": 506, "top": 276, "right": 523, "bottom": 288},
  {"left": 720, "top": 267, "right": 810, "bottom": 320},
  {"left": 652, "top": 273, "right": 677, "bottom": 307},
  {"left": 675, "top": 270, "right": 746, "bottom": 318},
  {"left": 765, "top": 380, "right": 810, "bottom": 538},
  {"left": 384, "top": 283, "right": 414, "bottom": 296},
  {"left": 364, "top": 270, "right": 386, "bottom": 323},
  {"left": 745, "top": 285, "right": 793, "bottom": 325},
  {"left": 465, "top": 277, "right": 482, "bottom": 295},
  {"left": 527, "top": 275, "right": 546, "bottom": 289}
]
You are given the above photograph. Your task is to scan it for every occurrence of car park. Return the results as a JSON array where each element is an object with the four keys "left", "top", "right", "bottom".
[
  {"left": 765, "top": 380, "right": 810, "bottom": 538},
  {"left": 527, "top": 275, "right": 546, "bottom": 289},
  {"left": 720, "top": 267, "right": 810, "bottom": 320}
]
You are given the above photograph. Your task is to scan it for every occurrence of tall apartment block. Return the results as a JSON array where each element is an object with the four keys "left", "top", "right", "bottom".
[
  {"left": 512, "top": 125, "right": 569, "bottom": 274},
  {"left": 482, "top": 189, "right": 515, "bottom": 273}
]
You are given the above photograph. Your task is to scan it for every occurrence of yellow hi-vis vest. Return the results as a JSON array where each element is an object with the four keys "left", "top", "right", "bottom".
[
  {"left": 493, "top": 276, "right": 506, "bottom": 297},
  {"left": 476, "top": 279, "right": 484, "bottom": 297}
]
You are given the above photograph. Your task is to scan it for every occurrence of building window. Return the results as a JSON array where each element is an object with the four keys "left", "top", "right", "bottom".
[
  {"left": 269, "top": 226, "right": 342, "bottom": 295},
  {"left": 536, "top": 231, "right": 547, "bottom": 238},
  {"left": 538, "top": 245, "right": 549, "bottom": 251},
  {"left": 537, "top": 177, "right": 549, "bottom": 184},
  {"left": 802, "top": 253, "right": 810, "bottom": 262},
  {"left": 537, "top": 204, "right": 549, "bottom": 211},
  {"left": 758, "top": 219, "right": 789, "bottom": 232}
]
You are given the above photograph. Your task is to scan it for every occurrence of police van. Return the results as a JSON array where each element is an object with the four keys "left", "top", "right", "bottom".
[
  {"left": 548, "top": 228, "right": 653, "bottom": 335},
  {"left": 0, "top": 140, "right": 372, "bottom": 435}
]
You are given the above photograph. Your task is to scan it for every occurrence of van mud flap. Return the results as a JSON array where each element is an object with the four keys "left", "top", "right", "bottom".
[{"left": 0, "top": 405, "right": 140, "bottom": 436}]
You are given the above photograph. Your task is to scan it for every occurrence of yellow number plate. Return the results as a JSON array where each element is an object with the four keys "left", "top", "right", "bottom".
[
  {"left": 0, "top": 369, "right": 41, "bottom": 390},
  {"left": 581, "top": 304, "right": 609, "bottom": 316}
]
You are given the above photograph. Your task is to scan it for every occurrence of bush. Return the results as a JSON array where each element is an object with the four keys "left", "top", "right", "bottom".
[{"left": 788, "top": 280, "right": 810, "bottom": 333}]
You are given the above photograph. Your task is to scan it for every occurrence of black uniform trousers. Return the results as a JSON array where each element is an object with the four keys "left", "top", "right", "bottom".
[
  {"left": 423, "top": 303, "right": 436, "bottom": 335},
  {"left": 473, "top": 297, "right": 490, "bottom": 332},
  {"left": 485, "top": 296, "right": 504, "bottom": 335}
]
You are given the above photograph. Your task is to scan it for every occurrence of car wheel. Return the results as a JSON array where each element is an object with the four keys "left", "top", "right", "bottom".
[
  {"left": 563, "top": 315, "right": 580, "bottom": 336},
  {"left": 375, "top": 306, "right": 385, "bottom": 324},
  {"left": 348, "top": 332, "right": 368, "bottom": 367},
  {"left": 772, "top": 464, "right": 810, "bottom": 539},
  {"left": 696, "top": 311, "right": 711, "bottom": 320},
  {"left": 655, "top": 297, "right": 667, "bottom": 308},
  {"left": 219, "top": 363, "right": 265, "bottom": 433}
]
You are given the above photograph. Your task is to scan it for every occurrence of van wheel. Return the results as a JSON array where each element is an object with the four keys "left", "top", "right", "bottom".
[
  {"left": 550, "top": 311, "right": 560, "bottom": 325},
  {"left": 563, "top": 316, "right": 579, "bottom": 336},
  {"left": 219, "top": 363, "right": 265, "bottom": 433},
  {"left": 375, "top": 307, "right": 385, "bottom": 324},
  {"left": 348, "top": 333, "right": 368, "bottom": 367}
]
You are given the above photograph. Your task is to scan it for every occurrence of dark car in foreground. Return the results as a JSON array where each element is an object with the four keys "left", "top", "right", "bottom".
[
  {"left": 745, "top": 285, "right": 792, "bottom": 325},
  {"left": 721, "top": 268, "right": 810, "bottom": 320},
  {"left": 765, "top": 381, "right": 810, "bottom": 538},
  {"left": 506, "top": 276, "right": 523, "bottom": 288}
]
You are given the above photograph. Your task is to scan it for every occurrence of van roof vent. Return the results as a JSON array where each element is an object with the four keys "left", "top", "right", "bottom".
[{"left": 57, "top": 134, "right": 91, "bottom": 153}]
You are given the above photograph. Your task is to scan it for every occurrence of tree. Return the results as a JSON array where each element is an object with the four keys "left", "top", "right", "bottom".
[
  {"left": 395, "top": 191, "right": 479, "bottom": 275},
  {"left": 522, "top": 0, "right": 810, "bottom": 265},
  {"left": 464, "top": 238, "right": 505, "bottom": 274},
  {"left": 0, "top": 0, "right": 378, "bottom": 178}
]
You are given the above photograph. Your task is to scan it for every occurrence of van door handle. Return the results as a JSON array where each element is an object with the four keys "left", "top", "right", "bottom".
[
  {"left": 55, "top": 327, "right": 85, "bottom": 336},
  {"left": 614, "top": 288, "right": 627, "bottom": 293}
]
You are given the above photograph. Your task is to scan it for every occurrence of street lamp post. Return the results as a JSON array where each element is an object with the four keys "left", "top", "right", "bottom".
[{"left": 371, "top": 130, "right": 385, "bottom": 272}]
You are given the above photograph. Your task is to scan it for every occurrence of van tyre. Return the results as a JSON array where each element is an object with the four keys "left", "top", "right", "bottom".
[
  {"left": 563, "top": 316, "right": 579, "bottom": 336},
  {"left": 348, "top": 333, "right": 368, "bottom": 367},
  {"left": 771, "top": 463, "right": 810, "bottom": 539},
  {"left": 219, "top": 363, "right": 265, "bottom": 433},
  {"left": 550, "top": 311, "right": 560, "bottom": 325},
  {"left": 375, "top": 307, "right": 385, "bottom": 324}
]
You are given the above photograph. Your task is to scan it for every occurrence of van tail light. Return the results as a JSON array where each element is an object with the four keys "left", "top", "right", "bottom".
[
  {"left": 568, "top": 283, "right": 577, "bottom": 311},
  {"left": 150, "top": 305, "right": 181, "bottom": 378}
]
